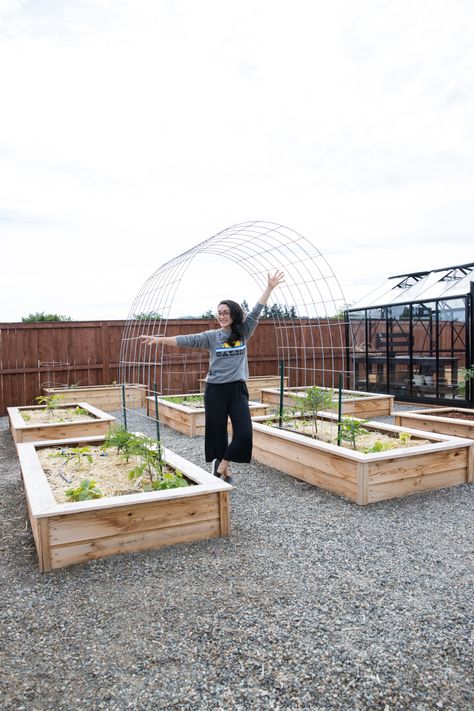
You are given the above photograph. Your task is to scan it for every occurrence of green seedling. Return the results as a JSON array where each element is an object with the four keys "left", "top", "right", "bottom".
[
  {"left": 398, "top": 432, "right": 412, "bottom": 445},
  {"left": 73, "top": 407, "right": 89, "bottom": 416},
  {"left": 51, "top": 446, "right": 94, "bottom": 468},
  {"left": 151, "top": 469, "right": 188, "bottom": 491},
  {"left": 102, "top": 426, "right": 189, "bottom": 491},
  {"left": 361, "top": 440, "right": 395, "bottom": 454},
  {"left": 338, "top": 417, "right": 370, "bottom": 450},
  {"left": 65, "top": 479, "right": 102, "bottom": 502},
  {"left": 164, "top": 395, "right": 204, "bottom": 407},
  {"left": 293, "top": 386, "right": 335, "bottom": 436},
  {"left": 21, "top": 412, "right": 32, "bottom": 422},
  {"left": 126, "top": 436, "right": 166, "bottom": 487},
  {"left": 35, "top": 394, "right": 62, "bottom": 417},
  {"left": 102, "top": 426, "right": 144, "bottom": 461}
]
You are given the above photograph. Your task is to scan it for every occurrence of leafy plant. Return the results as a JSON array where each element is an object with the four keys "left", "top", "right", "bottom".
[
  {"left": 151, "top": 470, "right": 188, "bottom": 491},
  {"left": 164, "top": 394, "right": 204, "bottom": 407},
  {"left": 73, "top": 407, "right": 89, "bottom": 416},
  {"left": 293, "top": 386, "right": 335, "bottom": 436},
  {"left": 22, "top": 312, "right": 72, "bottom": 322},
  {"left": 51, "top": 446, "right": 94, "bottom": 468},
  {"left": 338, "top": 417, "right": 369, "bottom": 450},
  {"left": 35, "top": 394, "right": 62, "bottom": 417},
  {"left": 361, "top": 439, "right": 395, "bottom": 454},
  {"left": 65, "top": 479, "right": 102, "bottom": 502},
  {"left": 398, "top": 432, "right": 412, "bottom": 445},
  {"left": 21, "top": 411, "right": 32, "bottom": 422},
  {"left": 102, "top": 427, "right": 190, "bottom": 491},
  {"left": 102, "top": 426, "right": 141, "bottom": 461}
]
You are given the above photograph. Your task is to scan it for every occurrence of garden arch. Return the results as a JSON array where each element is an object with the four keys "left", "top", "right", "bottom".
[{"left": 119, "top": 220, "right": 353, "bottom": 416}]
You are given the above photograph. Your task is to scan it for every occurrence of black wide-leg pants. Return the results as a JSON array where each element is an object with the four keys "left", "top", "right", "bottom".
[{"left": 204, "top": 381, "right": 253, "bottom": 463}]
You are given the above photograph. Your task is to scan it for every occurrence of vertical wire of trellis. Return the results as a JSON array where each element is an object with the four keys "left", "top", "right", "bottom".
[{"left": 118, "top": 220, "right": 355, "bottom": 440}]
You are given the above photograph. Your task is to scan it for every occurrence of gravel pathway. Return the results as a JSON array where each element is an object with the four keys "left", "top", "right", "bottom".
[{"left": 1, "top": 406, "right": 473, "bottom": 710}]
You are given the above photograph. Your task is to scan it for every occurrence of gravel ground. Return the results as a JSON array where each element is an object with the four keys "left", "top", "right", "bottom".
[{"left": 1, "top": 406, "right": 473, "bottom": 711}]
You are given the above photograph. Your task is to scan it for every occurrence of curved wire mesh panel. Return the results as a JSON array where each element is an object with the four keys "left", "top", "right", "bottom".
[{"left": 119, "top": 221, "right": 354, "bottom": 434}]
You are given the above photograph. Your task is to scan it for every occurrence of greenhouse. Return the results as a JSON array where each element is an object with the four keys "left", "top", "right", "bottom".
[{"left": 347, "top": 262, "right": 474, "bottom": 405}]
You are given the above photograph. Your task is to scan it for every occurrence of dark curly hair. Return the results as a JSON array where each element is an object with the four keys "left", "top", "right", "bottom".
[{"left": 219, "top": 300, "right": 244, "bottom": 346}]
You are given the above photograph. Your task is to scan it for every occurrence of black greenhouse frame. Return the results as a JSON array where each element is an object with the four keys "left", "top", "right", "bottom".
[{"left": 346, "top": 265, "right": 474, "bottom": 407}]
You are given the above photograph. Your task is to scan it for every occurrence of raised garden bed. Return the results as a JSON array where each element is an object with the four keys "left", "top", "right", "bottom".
[
  {"left": 7, "top": 402, "right": 116, "bottom": 445},
  {"left": 199, "top": 375, "right": 288, "bottom": 401},
  {"left": 17, "top": 434, "right": 232, "bottom": 572},
  {"left": 147, "top": 393, "right": 270, "bottom": 436},
  {"left": 259, "top": 386, "right": 394, "bottom": 418},
  {"left": 251, "top": 414, "right": 473, "bottom": 504},
  {"left": 394, "top": 407, "right": 474, "bottom": 440},
  {"left": 43, "top": 384, "right": 147, "bottom": 412}
]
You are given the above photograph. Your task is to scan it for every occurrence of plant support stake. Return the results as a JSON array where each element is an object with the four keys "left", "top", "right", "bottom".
[
  {"left": 153, "top": 382, "right": 161, "bottom": 445},
  {"left": 121, "top": 383, "right": 128, "bottom": 432},
  {"left": 337, "top": 373, "right": 343, "bottom": 446},
  {"left": 279, "top": 359, "right": 285, "bottom": 427}
]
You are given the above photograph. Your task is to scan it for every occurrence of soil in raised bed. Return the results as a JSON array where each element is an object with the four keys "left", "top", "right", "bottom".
[
  {"left": 21, "top": 407, "right": 97, "bottom": 426},
  {"left": 163, "top": 396, "right": 204, "bottom": 409},
  {"left": 426, "top": 410, "right": 474, "bottom": 422},
  {"left": 272, "top": 419, "right": 431, "bottom": 452},
  {"left": 38, "top": 446, "right": 194, "bottom": 503}
]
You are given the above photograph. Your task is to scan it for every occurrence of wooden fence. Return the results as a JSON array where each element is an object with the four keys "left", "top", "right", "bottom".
[{"left": 0, "top": 319, "right": 348, "bottom": 415}]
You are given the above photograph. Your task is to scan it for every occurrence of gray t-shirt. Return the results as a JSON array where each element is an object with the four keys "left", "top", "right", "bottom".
[{"left": 175, "top": 303, "right": 264, "bottom": 384}]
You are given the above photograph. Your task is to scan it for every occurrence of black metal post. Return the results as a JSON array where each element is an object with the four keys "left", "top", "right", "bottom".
[
  {"left": 337, "top": 373, "right": 343, "bottom": 446},
  {"left": 470, "top": 282, "right": 474, "bottom": 403},
  {"left": 153, "top": 382, "right": 161, "bottom": 443},
  {"left": 121, "top": 383, "right": 128, "bottom": 431},
  {"left": 278, "top": 359, "right": 285, "bottom": 427}
]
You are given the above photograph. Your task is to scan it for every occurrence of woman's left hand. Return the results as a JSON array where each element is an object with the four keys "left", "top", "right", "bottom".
[{"left": 268, "top": 270, "right": 285, "bottom": 290}]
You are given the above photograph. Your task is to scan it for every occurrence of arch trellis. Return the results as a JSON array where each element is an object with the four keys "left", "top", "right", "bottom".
[{"left": 119, "top": 221, "right": 354, "bottom": 423}]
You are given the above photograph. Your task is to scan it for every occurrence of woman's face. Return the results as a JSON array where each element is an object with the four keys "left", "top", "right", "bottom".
[{"left": 217, "top": 303, "right": 233, "bottom": 329}]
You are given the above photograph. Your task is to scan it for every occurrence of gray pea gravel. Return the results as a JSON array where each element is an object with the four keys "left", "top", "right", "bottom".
[{"left": 1, "top": 406, "right": 473, "bottom": 711}]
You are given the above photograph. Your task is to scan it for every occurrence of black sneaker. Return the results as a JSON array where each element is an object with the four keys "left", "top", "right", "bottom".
[
  {"left": 211, "top": 458, "right": 222, "bottom": 478},
  {"left": 223, "top": 474, "right": 234, "bottom": 485}
]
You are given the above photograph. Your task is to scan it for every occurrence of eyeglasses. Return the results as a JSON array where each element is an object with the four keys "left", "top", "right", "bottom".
[{"left": 217, "top": 310, "right": 231, "bottom": 317}]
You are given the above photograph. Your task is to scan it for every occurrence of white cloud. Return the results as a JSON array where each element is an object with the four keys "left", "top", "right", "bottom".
[{"left": 0, "top": 0, "right": 473, "bottom": 321}]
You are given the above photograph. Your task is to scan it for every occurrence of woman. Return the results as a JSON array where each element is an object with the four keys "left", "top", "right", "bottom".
[{"left": 139, "top": 270, "right": 285, "bottom": 483}]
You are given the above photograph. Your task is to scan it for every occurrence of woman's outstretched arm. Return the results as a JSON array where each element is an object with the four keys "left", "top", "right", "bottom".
[
  {"left": 257, "top": 270, "right": 285, "bottom": 306},
  {"left": 138, "top": 334, "right": 178, "bottom": 347}
]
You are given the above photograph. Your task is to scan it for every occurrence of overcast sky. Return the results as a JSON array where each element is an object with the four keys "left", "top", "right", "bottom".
[{"left": 1, "top": 0, "right": 473, "bottom": 322}]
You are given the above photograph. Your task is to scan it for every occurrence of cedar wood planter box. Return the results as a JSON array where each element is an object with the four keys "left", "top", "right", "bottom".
[
  {"left": 17, "top": 435, "right": 232, "bottom": 572},
  {"left": 8, "top": 402, "right": 116, "bottom": 445},
  {"left": 199, "top": 375, "right": 289, "bottom": 401},
  {"left": 259, "top": 386, "right": 394, "bottom": 418},
  {"left": 147, "top": 394, "right": 271, "bottom": 436},
  {"left": 43, "top": 384, "right": 147, "bottom": 413},
  {"left": 394, "top": 407, "right": 474, "bottom": 440},
  {"left": 251, "top": 418, "right": 473, "bottom": 505}
]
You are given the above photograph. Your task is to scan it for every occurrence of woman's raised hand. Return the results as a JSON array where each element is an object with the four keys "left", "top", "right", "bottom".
[
  {"left": 267, "top": 270, "right": 285, "bottom": 290},
  {"left": 138, "top": 334, "right": 159, "bottom": 346}
]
